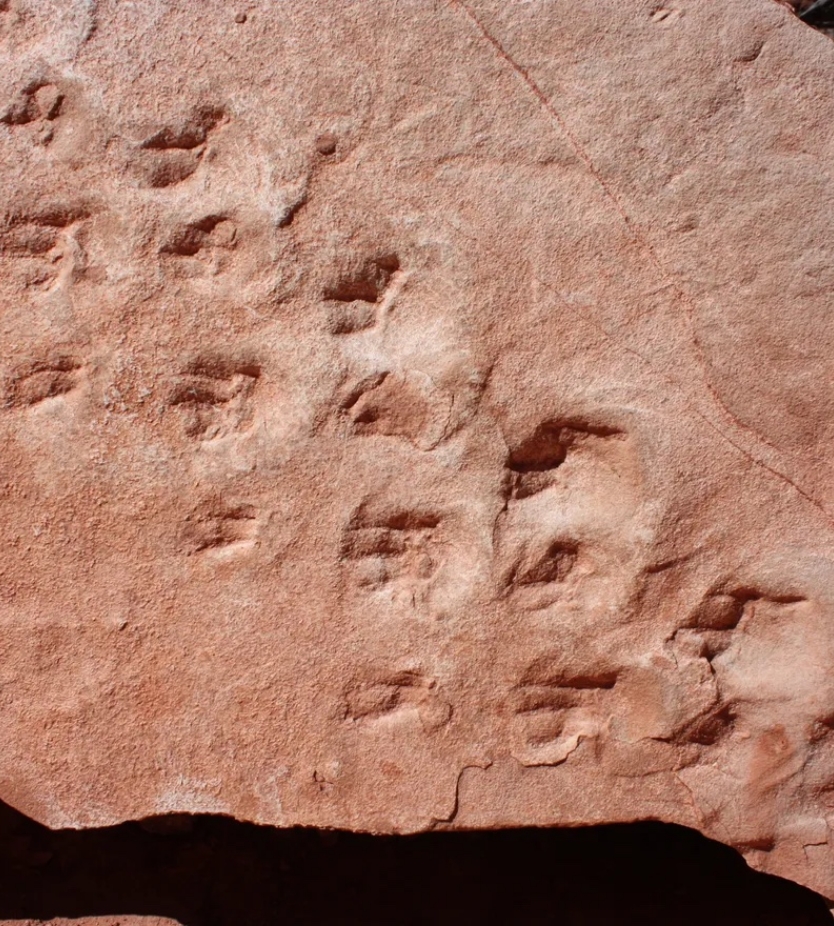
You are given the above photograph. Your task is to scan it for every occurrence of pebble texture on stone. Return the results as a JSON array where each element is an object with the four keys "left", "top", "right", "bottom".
[{"left": 1, "top": 0, "right": 834, "bottom": 904}]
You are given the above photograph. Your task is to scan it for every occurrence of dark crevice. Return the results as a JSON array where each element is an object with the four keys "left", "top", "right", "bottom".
[
  {"left": 790, "top": 0, "right": 834, "bottom": 35},
  {"left": 0, "top": 800, "right": 829, "bottom": 925}
]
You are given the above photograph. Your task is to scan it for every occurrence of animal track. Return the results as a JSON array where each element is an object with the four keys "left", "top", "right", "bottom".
[
  {"left": 1, "top": 79, "right": 63, "bottom": 145},
  {"left": 515, "top": 658, "right": 618, "bottom": 702},
  {"left": 0, "top": 204, "right": 88, "bottom": 289},
  {"left": 4, "top": 357, "right": 83, "bottom": 408},
  {"left": 500, "top": 539, "right": 582, "bottom": 611},
  {"left": 682, "top": 704, "right": 736, "bottom": 747},
  {"left": 160, "top": 214, "right": 236, "bottom": 256},
  {"left": 511, "top": 540, "right": 578, "bottom": 586},
  {"left": 340, "top": 509, "right": 441, "bottom": 595},
  {"left": 323, "top": 253, "right": 401, "bottom": 334},
  {"left": 510, "top": 658, "right": 616, "bottom": 764},
  {"left": 133, "top": 106, "right": 224, "bottom": 188},
  {"left": 181, "top": 501, "right": 259, "bottom": 554},
  {"left": 340, "top": 371, "right": 451, "bottom": 450},
  {"left": 681, "top": 588, "right": 806, "bottom": 661},
  {"left": 506, "top": 420, "right": 622, "bottom": 500},
  {"left": 159, "top": 215, "right": 237, "bottom": 277},
  {"left": 672, "top": 589, "right": 806, "bottom": 746},
  {"left": 342, "top": 669, "right": 451, "bottom": 731},
  {"left": 168, "top": 358, "right": 260, "bottom": 441}
]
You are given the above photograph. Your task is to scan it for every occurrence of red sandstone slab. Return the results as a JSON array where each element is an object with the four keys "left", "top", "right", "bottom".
[{"left": 1, "top": 0, "right": 834, "bottom": 903}]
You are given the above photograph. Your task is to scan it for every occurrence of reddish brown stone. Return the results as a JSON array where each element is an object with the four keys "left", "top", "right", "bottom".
[{"left": 1, "top": 0, "right": 834, "bottom": 904}]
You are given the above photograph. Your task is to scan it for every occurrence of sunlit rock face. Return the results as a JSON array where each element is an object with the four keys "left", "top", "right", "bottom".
[{"left": 1, "top": 0, "right": 834, "bottom": 903}]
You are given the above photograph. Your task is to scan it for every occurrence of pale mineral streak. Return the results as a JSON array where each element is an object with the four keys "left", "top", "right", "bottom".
[{"left": 2, "top": 0, "right": 834, "bottom": 904}]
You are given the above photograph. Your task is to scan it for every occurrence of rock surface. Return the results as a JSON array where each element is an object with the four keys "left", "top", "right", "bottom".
[{"left": 1, "top": 0, "right": 834, "bottom": 904}]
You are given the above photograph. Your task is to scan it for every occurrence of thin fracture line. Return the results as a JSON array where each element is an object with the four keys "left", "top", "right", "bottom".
[{"left": 447, "top": 0, "right": 833, "bottom": 522}]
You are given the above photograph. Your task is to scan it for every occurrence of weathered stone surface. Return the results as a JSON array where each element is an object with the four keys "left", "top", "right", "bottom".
[{"left": 1, "top": 0, "right": 834, "bottom": 903}]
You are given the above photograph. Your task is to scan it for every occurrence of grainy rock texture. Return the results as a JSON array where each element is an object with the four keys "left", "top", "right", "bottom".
[{"left": 1, "top": 0, "right": 834, "bottom": 904}]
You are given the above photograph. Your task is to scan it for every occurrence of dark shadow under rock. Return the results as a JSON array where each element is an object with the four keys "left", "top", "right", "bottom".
[{"left": 0, "top": 799, "right": 830, "bottom": 925}]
